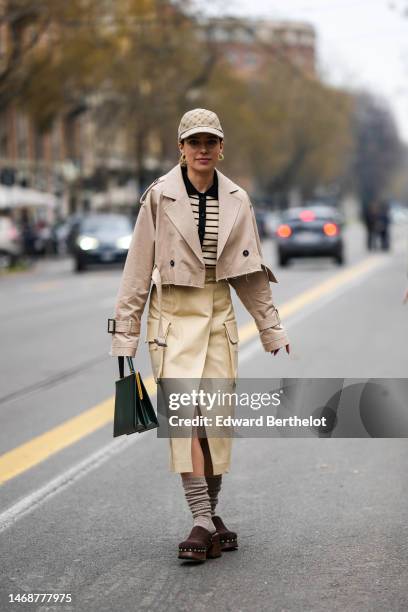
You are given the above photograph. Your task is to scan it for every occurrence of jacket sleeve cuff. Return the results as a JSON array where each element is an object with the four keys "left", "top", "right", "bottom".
[
  {"left": 259, "top": 327, "right": 289, "bottom": 352},
  {"left": 255, "top": 309, "right": 281, "bottom": 331},
  {"left": 109, "top": 337, "right": 139, "bottom": 357},
  {"left": 107, "top": 318, "right": 141, "bottom": 335}
]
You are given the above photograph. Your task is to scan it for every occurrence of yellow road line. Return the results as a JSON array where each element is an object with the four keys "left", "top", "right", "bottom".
[
  {"left": 0, "top": 377, "right": 157, "bottom": 486},
  {"left": 0, "top": 255, "right": 384, "bottom": 485}
]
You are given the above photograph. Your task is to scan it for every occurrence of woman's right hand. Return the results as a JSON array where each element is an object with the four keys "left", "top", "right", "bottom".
[{"left": 272, "top": 344, "right": 290, "bottom": 356}]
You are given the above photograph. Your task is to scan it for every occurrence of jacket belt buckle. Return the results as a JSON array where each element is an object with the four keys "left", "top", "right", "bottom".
[
  {"left": 154, "top": 336, "right": 168, "bottom": 347},
  {"left": 107, "top": 318, "right": 116, "bottom": 334}
]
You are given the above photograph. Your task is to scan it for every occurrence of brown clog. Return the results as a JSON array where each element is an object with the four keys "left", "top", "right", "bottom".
[
  {"left": 178, "top": 526, "right": 222, "bottom": 562},
  {"left": 212, "top": 516, "right": 238, "bottom": 551}
]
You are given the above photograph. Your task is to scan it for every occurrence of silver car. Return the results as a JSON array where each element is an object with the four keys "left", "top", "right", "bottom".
[{"left": 0, "top": 217, "right": 22, "bottom": 267}]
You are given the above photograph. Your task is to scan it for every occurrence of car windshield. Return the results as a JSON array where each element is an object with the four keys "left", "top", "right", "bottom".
[
  {"left": 81, "top": 216, "right": 132, "bottom": 234},
  {"left": 281, "top": 207, "right": 339, "bottom": 222}
]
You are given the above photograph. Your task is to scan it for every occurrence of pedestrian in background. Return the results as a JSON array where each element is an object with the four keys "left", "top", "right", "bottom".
[
  {"left": 20, "top": 210, "right": 36, "bottom": 257},
  {"left": 377, "top": 199, "right": 391, "bottom": 251},
  {"left": 109, "top": 108, "right": 290, "bottom": 562},
  {"left": 363, "top": 199, "right": 391, "bottom": 251}
]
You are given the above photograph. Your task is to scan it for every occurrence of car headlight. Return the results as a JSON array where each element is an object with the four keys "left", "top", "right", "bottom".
[
  {"left": 77, "top": 235, "right": 99, "bottom": 250},
  {"left": 116, "top": 235, "right": 132, "bottom": 249}
]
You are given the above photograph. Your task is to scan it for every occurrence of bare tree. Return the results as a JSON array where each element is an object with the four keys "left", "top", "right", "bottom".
[{"left": 0, "top": 0, "right": 52, "bottom": 106}]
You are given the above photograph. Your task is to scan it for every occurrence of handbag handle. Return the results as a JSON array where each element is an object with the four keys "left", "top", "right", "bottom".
[{"left": 118, "top": 356, "right": 135, "bottom": 379}]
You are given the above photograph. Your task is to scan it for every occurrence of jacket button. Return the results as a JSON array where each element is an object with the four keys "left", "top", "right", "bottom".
[
  {"left": 243, "top": 249, "right": 249, "bottom": 257},
  {"left": 170, "top": 259, "right": 175, "bottom": 267}
]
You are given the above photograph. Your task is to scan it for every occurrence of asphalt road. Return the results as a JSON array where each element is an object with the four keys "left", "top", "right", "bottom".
[{"left": 0, "top": 222, "right": 407, "bottom": 612}]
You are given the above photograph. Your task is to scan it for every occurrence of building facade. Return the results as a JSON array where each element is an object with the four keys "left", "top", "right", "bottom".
[{"left": 205, "top": 17, "right": 316, "bottom": 81}]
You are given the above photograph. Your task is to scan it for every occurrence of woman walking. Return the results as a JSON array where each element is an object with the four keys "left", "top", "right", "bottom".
[{"left": 109, "top": 108, "right": 290, "bottom": 562}]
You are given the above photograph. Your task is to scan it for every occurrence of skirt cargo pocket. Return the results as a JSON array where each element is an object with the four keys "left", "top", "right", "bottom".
[
  {"left": 223, "top": 319, "right": 239, "bottom": 381},
  {"left": 145, "top": 317, "right": 171, "bottom": 383}
]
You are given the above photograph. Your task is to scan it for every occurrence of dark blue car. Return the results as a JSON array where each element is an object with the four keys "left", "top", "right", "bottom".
[
  {"left": 275, "top": 205, "right": 344, "bottom": 267},
  {"left": 70, "top": 214, "right": 133, "bottom": 272}
]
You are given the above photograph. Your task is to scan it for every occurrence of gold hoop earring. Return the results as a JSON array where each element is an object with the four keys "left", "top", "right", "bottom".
[
  {"left": 179, "top": 152, "right": 187, "bottom": 167},
  {"left": 218, "top": 152, "right": 224, "bottom": 161}
]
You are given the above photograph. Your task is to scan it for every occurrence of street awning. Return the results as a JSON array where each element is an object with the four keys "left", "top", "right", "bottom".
[{"left": 0, "top": 185, "right": 57, "bottom": 209}]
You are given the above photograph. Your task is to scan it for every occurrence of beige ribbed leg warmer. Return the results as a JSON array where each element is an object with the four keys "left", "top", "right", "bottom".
[
  {"left": 206, "top": 475, "right": 222, "bottom": 516},
  {"left": 181, "top": 475, "right": 216, "bottom": 534}
]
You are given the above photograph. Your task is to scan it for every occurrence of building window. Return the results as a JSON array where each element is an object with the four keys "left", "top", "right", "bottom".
[
  {"left": 16, "top": 113, "right": 29, "bottom": 159},
  {"left": 244, "top": 53, "right": 259, "bottom": 67},
  {"left": 226, "top": 49, "right": 239, "bottom": 64},
  {"left": 0, "top": 113, "right": 8, "bottom": 158},
  {"left": 51, "top": 120, "right": 62, "bottom": 161},
  {"left": 284, "top": 30, "right": 298, "bottom": 45},
  {"left": 33, "top": 129, "right": 44, "bottom": 160}
]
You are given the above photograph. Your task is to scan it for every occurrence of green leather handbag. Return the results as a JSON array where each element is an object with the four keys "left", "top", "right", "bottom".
[{"left": 113, "top": 356, "right": 159, "bottom": 437}]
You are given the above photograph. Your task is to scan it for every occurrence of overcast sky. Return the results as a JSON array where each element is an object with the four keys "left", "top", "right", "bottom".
[{"left": 206, "top": 0, "right": 408, "bottom": 143}]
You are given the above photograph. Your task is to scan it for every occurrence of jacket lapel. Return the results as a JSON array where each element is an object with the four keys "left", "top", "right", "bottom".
[
  {"left": 216, "top": 169, "right": 242, "bottom": 260},
  {"left": 161, "top": 164, "right": 242, "bottom": 263},
  {"left": 162, "top": 166, "right": 204, "bottom": 264}
]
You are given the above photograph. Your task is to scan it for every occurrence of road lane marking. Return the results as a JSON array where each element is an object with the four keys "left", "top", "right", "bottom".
[
  {"left": 0, "top": 253, "right": 386, "bottom": 487},
  {"left": 0, "top": 376, "right": 157, "bottom": 486}
]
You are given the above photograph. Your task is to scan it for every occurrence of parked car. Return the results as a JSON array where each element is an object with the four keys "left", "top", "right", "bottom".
[
  {"left": 275, "top": 206, "right": 344, "bottom": 267},
  {"left": 70, "top": 213, "right": 133, "bottom": 272},
  {"left": 0, "top": 216, "right": 22, "bottom": 267}
]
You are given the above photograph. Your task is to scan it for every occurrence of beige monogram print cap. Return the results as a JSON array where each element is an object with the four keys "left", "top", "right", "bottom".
[{"left": 178, "top": 108, "right": 224, "bottom": 141}]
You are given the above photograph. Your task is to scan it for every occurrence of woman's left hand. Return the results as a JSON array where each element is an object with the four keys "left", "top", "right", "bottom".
[
  {"left": 271, "top": 344, "right": 290, "bottom": 356},
  {"left": 403, "top": 288, "right": 408, "bottom": 304}
]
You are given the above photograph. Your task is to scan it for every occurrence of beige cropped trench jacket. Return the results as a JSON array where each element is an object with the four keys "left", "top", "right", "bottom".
[{"left": 109, "top": 164, "right": 289, "bottom": 357}]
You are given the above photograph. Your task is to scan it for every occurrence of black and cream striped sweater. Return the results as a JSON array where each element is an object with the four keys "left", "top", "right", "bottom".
[{"left": 181, "top": 165, "right": 219, "bottom": 267}]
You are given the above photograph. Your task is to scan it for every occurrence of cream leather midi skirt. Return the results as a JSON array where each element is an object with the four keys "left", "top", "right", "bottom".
[{"left": 145, "top": 266, "right": 239, "bottom": 475}]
